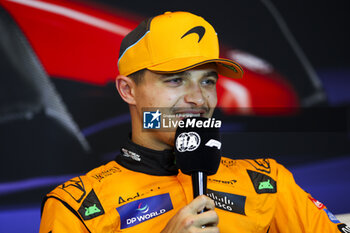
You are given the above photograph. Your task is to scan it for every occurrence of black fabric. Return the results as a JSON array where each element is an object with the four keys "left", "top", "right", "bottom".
[
  {"left": 115, "top": 138, "right": 178, "bottom": 176},
  {"left": 118, "top": 17, "right": 153, "bottom": 58},
  {"left": 174, "top": 117, "right": 221, "bottom": 175}
]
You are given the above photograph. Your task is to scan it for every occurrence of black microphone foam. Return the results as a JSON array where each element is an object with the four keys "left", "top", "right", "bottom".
[{"left": 174, "top": 117, "right": 221, "bottom": 175}]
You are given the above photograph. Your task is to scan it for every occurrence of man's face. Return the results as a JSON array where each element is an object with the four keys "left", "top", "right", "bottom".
[{"left": 133, "top": 63, "right": 218, "bottom": 148}]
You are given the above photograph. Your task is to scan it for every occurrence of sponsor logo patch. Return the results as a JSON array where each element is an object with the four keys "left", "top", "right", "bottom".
[
  {"left": 324, "top": 209, "right": 341, "bottom": 223},
  {"left": 181, "top": 26, "right": 206, "bottom": 43},
  {"left": 78, "top": 189, "right": 105, "bottom": 220},
  {"left": 118, "top": 187, "right": 161, "bottom": 204},
  {"left": 85, "top": 204, "right": 101, "bottom": 216},
  {"left": 116, "top": 193, "right": 173, "bottom": 229},
  {"left": 338, "top": 223, "right": 350, "bottom": 233},
  {"left": 208, "top": 178, "right": 237, "bottom": 187},
  {"left": 121, "top": 148, "right": 141, "bottom": 162},
  {"left": 60, "top": 176, "right": 86, "bottom": 203},
  {"left": 207, "top": 189, "right": 246, "bottom": 215},
  {"left": 91, "top": 166, "right": 121, "bottom": 182},
  {"left": 247, "top": 170, "right": 276, "bottom": 194},
  {"left": 221, "top": 158, "right": 236, "bottom": 168},
  {"left": 258, "top": 179, "right": 274, "bottom": 190},
  {"left": 308, "top": 196, "right": 324, "bottom": 210}
]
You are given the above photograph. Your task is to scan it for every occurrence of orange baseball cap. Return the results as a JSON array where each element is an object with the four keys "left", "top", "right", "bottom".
[{"left": 117, "top": 11, "right": 243, "bottom": 78}]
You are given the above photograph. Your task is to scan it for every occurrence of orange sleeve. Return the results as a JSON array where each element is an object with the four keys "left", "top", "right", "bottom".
[
  {"left": 39, "top": 197, "right": 89, "bottom": 233},
  {"left": 269, "top": 164, "right": 345, "bottom": 233}
]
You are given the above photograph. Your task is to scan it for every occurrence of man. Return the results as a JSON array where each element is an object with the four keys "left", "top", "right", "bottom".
[{"left": 40, "top": 11, "right": 348, "bottom": 232}]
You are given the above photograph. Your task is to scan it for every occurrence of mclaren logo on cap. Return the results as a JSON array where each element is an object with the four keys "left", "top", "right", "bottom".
[{"left": 181, "top": 26, "right": 206, "bottom": 42}]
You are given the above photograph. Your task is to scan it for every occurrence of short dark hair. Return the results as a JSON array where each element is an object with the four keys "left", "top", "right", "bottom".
[{"left": 128, "top": 69, "right": 146, "bottom": 85}]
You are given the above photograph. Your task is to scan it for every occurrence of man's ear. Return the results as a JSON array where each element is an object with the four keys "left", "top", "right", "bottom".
[{"left": 115, "top": 75, "right": 136, "bottom": 105}]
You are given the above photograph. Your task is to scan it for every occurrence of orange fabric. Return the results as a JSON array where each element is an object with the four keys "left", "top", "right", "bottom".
[
  {"left": 40, "top": 198, "right": 88, "bottom": 233},
  {"left": 40, "top": 158, "right": 345, "bottom": 232}
]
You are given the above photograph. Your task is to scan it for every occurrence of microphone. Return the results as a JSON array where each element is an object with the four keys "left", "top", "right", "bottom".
[{"left": 174, "top": 117, "right": 222, "bottom": 199}]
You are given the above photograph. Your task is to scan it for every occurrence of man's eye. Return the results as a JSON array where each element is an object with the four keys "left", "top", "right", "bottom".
[
  {"left": 202, "top": 78, "right": 217, "bottom": 86},
  {"left": 164, "top": 78, "right": 183, "bottom": 85}
]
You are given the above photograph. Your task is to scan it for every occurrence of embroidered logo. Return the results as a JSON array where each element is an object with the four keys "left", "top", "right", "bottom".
[
  {"left": 85, "top": 204, "right": 101, "bottom": 216},
  {"left": 308, "top": 196, "right": 324, "bottom": 210},
  {"left": 258, "top": 179, "right": 274, "bottom": 190},
  {"left": 181, "top": 26, "right": 206, "bottom": 43},
  {"left": 247, "top": 170, "right": 276, "bottom": 194},
  {"left": 324, "top": 209, "right": 340, "bottom": 224},
  {"left": 207, "top": 189, "right": 246, "bottom": 215},
  {"left": 78, "top": 189, "right": 105, "bottom": 220},
  {"left": 116, "top": 193, "right": 173, "bottom": 229}
]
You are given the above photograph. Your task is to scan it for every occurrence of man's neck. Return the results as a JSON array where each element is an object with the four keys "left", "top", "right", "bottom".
[{"left": 131, "top": 132, "right": 173, "bottom": 151}]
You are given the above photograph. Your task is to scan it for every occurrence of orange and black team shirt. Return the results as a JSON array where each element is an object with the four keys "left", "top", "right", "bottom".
[{"left": 40, "top": 139, "right": 349, "bottom": 232}]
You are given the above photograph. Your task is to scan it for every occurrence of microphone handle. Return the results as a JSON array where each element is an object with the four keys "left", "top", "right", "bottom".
[{"left": 192, "top": 171, "right": 207, "bottom": 198}]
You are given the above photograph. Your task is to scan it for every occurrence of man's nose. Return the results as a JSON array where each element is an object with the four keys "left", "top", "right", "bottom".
[{"left": 184, "top": 85, "right": 205, "bottom": 106}]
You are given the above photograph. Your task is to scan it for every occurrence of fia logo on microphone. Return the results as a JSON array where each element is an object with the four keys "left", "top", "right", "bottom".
[
  {"left": 143, "top": 110, "right": 161, "bottom": 129},
  {"left": 176, "top": 132, "right": 201, "bottom": 152}
]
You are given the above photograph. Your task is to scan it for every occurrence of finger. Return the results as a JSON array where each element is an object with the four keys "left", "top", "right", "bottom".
[
  {"left": 195, "top": 226, "right": 220, "bottom": 233},
  {"left": 203, "top": 196, "right": 216, "bottom": 212},
  {"left": 193, "top": 210, "right": 219, "bottom": 228},
  {"left": 187, "top": 195, "right": 215, "bottom": 214}
]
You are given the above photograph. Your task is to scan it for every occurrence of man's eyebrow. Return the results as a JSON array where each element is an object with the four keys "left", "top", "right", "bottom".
[
  {"left": 204, "top": 71, "right": 219, "bottom": 79},
  {"left": 160, "top": 71, "right": 190, "bottom": 79},
  {"left": 160, "top": 70, "right": 218, "bottom": 79}
]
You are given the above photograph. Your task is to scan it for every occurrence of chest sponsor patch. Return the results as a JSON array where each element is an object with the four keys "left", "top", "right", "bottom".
[
  {"left": 116, "top": 193, "right": 173, "bottom": 229},
  {"left": 208, "top": 178, "right": 237, "bottom": 187},
  {"left": 207, "top": 189, "right": 246, "bottom": 215},
  {"left": 247, "top": 170, "right": 277, "bottom": 194},
  {"left": 78, "top": 189, "right": 105, "bottom": 220},
  {"left": 221, "top": 158, "right": 236, "bottom": 168},
  {"left": 338, "top": 223, "right": 350, "bottom": 233},
  {"left": 324, "top": 209, "right": 341, "bottom": 223},
  {"left": 308, "top": 196, "right": 324, "bottom": 209},
  {"left": 91, "top": 166, "right": 122, "bottom": 182}
]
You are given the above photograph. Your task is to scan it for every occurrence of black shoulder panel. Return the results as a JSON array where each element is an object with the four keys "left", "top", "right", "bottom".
[{"left": 247, "top": 170, "right": 277, "bottom": 194}]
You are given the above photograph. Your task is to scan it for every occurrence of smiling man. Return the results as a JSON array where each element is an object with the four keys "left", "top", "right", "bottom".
[
  {"left": 40, "top": 11, "right": 348, "bottom": 233},
  {"left": 117, "top": 64, "right": 219, "bottom": 150}
]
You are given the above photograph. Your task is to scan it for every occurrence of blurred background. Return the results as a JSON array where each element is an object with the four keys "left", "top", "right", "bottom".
[{"left": 0, "top": 0, "right": 349, "bottom": 232}]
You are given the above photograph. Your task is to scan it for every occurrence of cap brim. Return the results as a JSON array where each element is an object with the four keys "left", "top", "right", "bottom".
[{"left": 147, "top": 57, "right": 243, "bottom": 79}]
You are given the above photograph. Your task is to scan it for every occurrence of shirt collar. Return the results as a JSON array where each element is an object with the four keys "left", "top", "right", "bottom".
[{"left": 115, "top": 138, "right": 178, "bottom": 176}]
